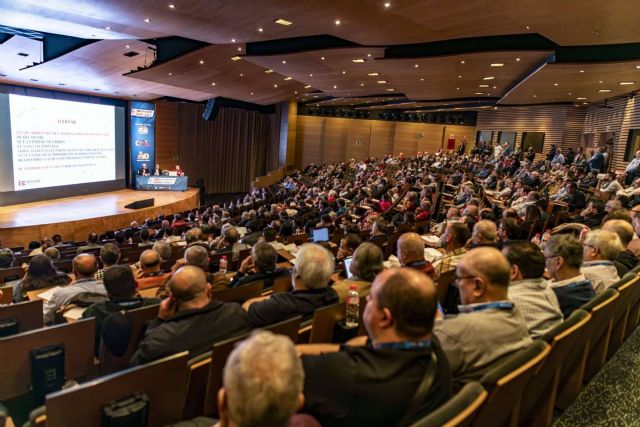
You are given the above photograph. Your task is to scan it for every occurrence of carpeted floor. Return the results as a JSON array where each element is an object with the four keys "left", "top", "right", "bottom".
[{"left": 553, "top": 327, "right": 640, "bottom": 426}]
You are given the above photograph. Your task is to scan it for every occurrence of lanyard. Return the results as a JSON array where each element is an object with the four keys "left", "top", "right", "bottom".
[
  {"left": 458, "top": 301, "right": 514, "bottom": 314},
  {"left": 376, "top": 340, "right": 432, "bottom": 350}
]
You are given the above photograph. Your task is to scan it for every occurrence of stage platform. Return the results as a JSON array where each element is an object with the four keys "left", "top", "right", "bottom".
[{"left": 0, "top": 188, "right": 200, "bottom": 248}]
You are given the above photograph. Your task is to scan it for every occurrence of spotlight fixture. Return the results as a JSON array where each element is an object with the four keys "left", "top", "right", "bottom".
[
  {"left": 490, "top": 63, "right": 504, "bottom": 67},
  {"left": 144, "top": 18, "right": 151, "bottom": 23},
  {"left": 274, "top": 18, "right": 293, "bottom": 26},
  {"left": 264, "top": 69, "right": 273, "bottom": 73},
  {"left": 335, "top": 19, "right": 341, "bottom": 25},
  {"left": 231, "top": 56, "right": 241, "bottom": 61}
]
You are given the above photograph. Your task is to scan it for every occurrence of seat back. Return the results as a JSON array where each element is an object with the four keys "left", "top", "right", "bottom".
[
  {"left": 99, "top": 304, "right": 160, "bottom": 374},
  {"left": 471, "top": 341, "right": 550, "bottom": 427},
  {"left": 0, "top": 286, "right": 13, "bottom": 304},
  {"left": 0, "top": 300, "right": 44, "bottom": 335},
  {"left": 309, "top": 302, "right": 347, "bottom": 343},
  {"left": 45, "top": 352, "right": 190, "bottom": 427},
  {"left": 286, "top": 234, "right": 308, "bottom": 245},
  {"left": 53, "top": 260, "right": 73, "bottom": 273},
  {"left": 0, "top": 266, "right": 24, "bottom": 284},
  {"left": 622, "top": 273, "right": 640, "bottom": 340},
  {"left": 520, "top": 310, "right": 591, "bottom": 427},
  {"left": 0, "top": 318, "right": 95, "bottom": 400},
  {"left": 580, "top": 289, "right": 619, "bottom": 382},
  {"left": 202, "top": 333, "right": 251, "bottom": 415},
  {"left": 212, "top": 280, "right": 264, "bottom": 303},
  {"left": 272, "top": 273, "right": 292, "bottom": 293},
  {"left": 608, "top": 273, "right": 639, "bottom": 358},
  {"left": 264, "top": 315, "right": 302, "bottom": 343},
  {"left": 183, "top": 352, "right": 213, "bottom": 419},
  {"left": 410, "top": 382, "right": 487, "bottom": 427}
]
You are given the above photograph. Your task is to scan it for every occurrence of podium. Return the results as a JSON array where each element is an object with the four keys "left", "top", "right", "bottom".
[{"left": 135, "top": 175, "right": 188, "bottom": 191}]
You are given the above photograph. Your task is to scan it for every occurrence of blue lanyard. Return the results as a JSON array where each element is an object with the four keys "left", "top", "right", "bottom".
[
  {"left": 459, "top": 301, "right": 514, "bottom": 314},
  {"left": 566, "top": 280, "right": 591, "bottom": 289},
  {"left": 583, "top": 261, "right": 613, "bottom": 268},
  {"left": 376, "top": 339, "right": 432, "bottom": 350}
]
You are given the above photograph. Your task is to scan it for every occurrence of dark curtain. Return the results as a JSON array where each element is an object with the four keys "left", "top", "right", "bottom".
[{"left": 177, "top": 103, "right": 282, "bottom": 193}]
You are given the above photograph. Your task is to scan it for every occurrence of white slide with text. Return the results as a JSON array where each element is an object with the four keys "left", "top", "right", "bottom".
[{"left": 9, "top": 94, "right": 116, "bottom": 191}]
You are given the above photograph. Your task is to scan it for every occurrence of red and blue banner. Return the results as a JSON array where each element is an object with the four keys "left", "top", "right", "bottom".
[{"left": 129, "top": 101, "right": 155, "bottom": 180}]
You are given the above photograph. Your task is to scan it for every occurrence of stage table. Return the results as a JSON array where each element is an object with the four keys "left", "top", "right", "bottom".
[{"left": 135, "top": 176, "right": 188, "bottom": 191}]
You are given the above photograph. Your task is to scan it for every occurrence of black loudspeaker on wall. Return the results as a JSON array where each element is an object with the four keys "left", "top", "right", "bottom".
[{"left": 202, "top": 98, "right": 220, "bottom": 121}]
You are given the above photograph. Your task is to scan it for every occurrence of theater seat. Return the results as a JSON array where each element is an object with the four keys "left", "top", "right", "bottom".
[{"left": 410, "top": 382, "right": 487, "bottom": 427}]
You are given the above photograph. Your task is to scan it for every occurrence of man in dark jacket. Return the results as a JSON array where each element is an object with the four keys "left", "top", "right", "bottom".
[
  {"left": 229, "top": 242, "right": 287, "bottom": 288},
  {"left": 130, "top": 266, "right": 251, "bottom": 365}
]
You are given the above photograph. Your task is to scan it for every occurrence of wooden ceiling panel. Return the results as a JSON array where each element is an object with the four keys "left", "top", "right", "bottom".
[{"left": 499, "top": 61, "right": 640, "bottom": 105}]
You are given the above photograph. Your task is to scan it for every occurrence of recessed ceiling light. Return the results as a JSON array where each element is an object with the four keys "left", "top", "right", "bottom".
[
  {"left": 231, "top": 38, "right": 236, "bottom": 43},
  {"left": 239, "top": 73, "right": 244, "bottom": 77},
  {"left": 321, "top": 56, "right": 325, "bottom": 60},
  {"left": 352, "top": 58, "right": 365, "bottom": 63},
  {"left": 525, "top": 25, "right": 530, "bottom": 30},
  {"left": 360, "top": 83, "right": 364, "bottom": 86},
  {"left": 456, "top": 87, "right": 460, "bottom": 90},
  {"left": 516, "top": 57, "right": 521, "bottom": 61},
  {"left": 620, "top": 81, "right": 636, "bottom": 85},
  {"left": 168, "top": 72, "right": 172, "bottom": 76},
  {"left": 105, "top": 26, "right": 111, "bottom": 30},
  {"left": 335, "top": 19, "right": 341, "bottom": 25},
  {"left": 479, "top": 84, "right": 489, "bottom": 88},
  {"left": 231, "top": 56, "right": 241, "bottom": 61},
  {"left": 367, "top": 53, "right": 372, "bottom": 57},
  {"left": 568, "top": 92, "right": 572, "bottom": 95},
  {"left": 493, "top": 86, "right": 497, "bottom": 89},
  {"left": 490, "top": 63, "right": 504, "bottom": 67},
  {"left": 598, "top": 89, "right": 612, "bottom": 92},
  {"left": 583, "top": 102, "right": 588, "bottom": 105},
  {"left": 342, "top": 70, "right": 346, "bottom": 75},
  {"left": 386, "top": 88, "right": 395, "bottom": 91},
  {"left": 460, "top": 60, "right": 465, "bottom": 64},
  {"left": 483, "top": 76, "right": 495, "bottom": 80},
  {"left": 579, "top": 70, "right": 585, "bottom": 73},
  {"left": 533, "top": 94, "right": 537, "bottom": 98},
  {"left": 274, "top": 18, "right": 293, "bottom": 26},
  {"left": 250, "top": 92, "right": 254, "bottom": 95},
  {"left": 577, "top": 97, "right": 587, "bottom": 100},
  {"left": 368, "top": 72, "right": 379, "bottom": 76},
  {"left": 168, "top": 4, "right": 175, "bottom": 8},
  {"left": 475, "top": 92, "right": 484, "bottom": 95},
  {"left": 294, "top": 91, "right": 298, "bottom": 94},
  {"left": 333, "top": 85, "right": 337, "bottom": 89},
  {"left": 304, "top": 85, "right": 311, "bottom": 88},
  {"left": 264, "top": 69, "right": 273, "bottom": 74},
  {"left": 282, "top": 60, "right": 286, "bottom": 64},
  {"left": 199, "top": 60, "right": 204, "bottom": 64},
  {"left": 636, "top": 65, "right": 640, "bottom": 69},
  {"left": 237, "top": 47, "right": 242, "bottom": 51},
  {"left": 384, "top": 2, "right": 391, "bottom": 7},
  {"left": 273, "top": 84, "right": 278, "bottom": 88},
  {"left": 377, "top": 80, "right": 387, "bottom": 84},
  {"left": 258, "top": 27, "right": 263, "bottom": 32},
  {"left": 211, "top": 82, "right": 216, "bottom": 86},
  {"left": 554, "top": 83, "right": 558, "bottom": 86},
  {"left": 284, "top": 77, "right": 292, "bottom": 80},
  {"left": 309, "top": 73, "right": 313, "bottom": 77},
  {"left": 414, "top": 64, "right": 419, "bottom": 68},
  {"left": 599, "top": 80, "right": 603, "bottom": 84},
  {"left": 144, "top": 18, "right": 151, "bottom": 23},
  {"left": 125, "top": 44, "right": 130, "bottom": 49},
  {"left": 420, "top": 78, "right": 424, "bottom": 81}
]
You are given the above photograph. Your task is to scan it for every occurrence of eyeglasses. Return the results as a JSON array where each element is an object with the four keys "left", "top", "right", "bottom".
[{"left": 453, "top": 275, "right": 476, "bottom": 287}]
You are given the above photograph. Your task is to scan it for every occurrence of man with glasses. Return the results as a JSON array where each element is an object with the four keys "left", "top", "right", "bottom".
[
  {"left": 433, "top": 247, "right": 532, "bottom": 387},
  {"left": 581, "top": 230, "right": 623, "bottom": 294},
  {"left": 545, "top": 234, "right": 595, "bottom": 318}
]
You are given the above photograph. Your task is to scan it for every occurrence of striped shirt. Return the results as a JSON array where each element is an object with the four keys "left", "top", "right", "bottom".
[{"left": 508, "top": 278, "right": 564, "bottom": 338}]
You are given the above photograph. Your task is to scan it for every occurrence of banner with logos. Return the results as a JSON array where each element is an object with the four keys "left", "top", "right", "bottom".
[{"left": 129, "top": 101, "right": 155, "bottom": 180}]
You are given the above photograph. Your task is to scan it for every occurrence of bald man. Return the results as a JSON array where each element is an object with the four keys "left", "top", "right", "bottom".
[
  {"left": 44, "top": 253, "right": 106, "bottom": 324},
  {"left": 136, "top": 249, "right": 171, "bottom": 290},
  {"left": 602, "top": 219, "right": 640, "bottom": 276},
  {"left": 433, "top": 247, "right": 532, "bottom": 386},
  {"left": 300, "top": 268, "right": 452, "bottom": 426},
  {"left": 130, "top": 265, "right": 251, "bottom": 365},
  {"left": 471, "top": 220, "right": 497, "bottom": 247},
  {"left": 397, "top": 232, "right": 435, "bottom": 278}
]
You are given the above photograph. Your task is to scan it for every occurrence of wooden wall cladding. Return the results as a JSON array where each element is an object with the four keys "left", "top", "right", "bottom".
[
  {"left": 295, "top": 116, "right": 451, "bottom": 167},
  {"left": 155, "top": 101, "right": 180, "bottom": 170}
]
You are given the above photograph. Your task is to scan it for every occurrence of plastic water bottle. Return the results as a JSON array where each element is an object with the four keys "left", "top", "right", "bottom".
[
  {"left": 219, "top": 256, "right": 228, "bottom": 274},
  {"left": 346, "top": 284, "right": 359, "bottom": 328}
]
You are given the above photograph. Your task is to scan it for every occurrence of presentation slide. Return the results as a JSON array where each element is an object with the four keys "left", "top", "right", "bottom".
[{"left": 8, "top": 94, "right": 116, "bottom": 191}]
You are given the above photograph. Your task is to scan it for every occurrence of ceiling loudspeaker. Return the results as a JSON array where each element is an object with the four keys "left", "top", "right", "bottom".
[{"left": 202, "top": 97, "right": 220, "bottom": 121}]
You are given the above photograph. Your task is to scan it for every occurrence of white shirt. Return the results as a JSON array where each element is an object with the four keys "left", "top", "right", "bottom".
[{"left": 581, "top": 261, "right": 620, "bottom": 294}]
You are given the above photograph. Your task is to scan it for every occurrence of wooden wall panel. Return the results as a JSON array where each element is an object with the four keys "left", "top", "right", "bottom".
[
  {"left": 346, "top": 120, "right": 372, "bottom": 161},
  {"left": 323, "top": 118, "right": 349, "bottom": 164},
  {"left": 393, "top": 122, "right": 420, "bottom": 155},
  {"left": 155, "top": 101, "right": 179, "bottom": 170},
  {"left": 369, "top": 121, "right": 396, "bottom": 158},
  {"left": 415, "top": 124, "right": 443, "bottom": 153},
  {"left": 444, "top": 125, "right": 476, "bottom": 153},
  {"left": 295, "top": 115, "right": 325, "bottom": 168},
  {"left": 285, "top": 100, "right": 297, "bottom": 168}
]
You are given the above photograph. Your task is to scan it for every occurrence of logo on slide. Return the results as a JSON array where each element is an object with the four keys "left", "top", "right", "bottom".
[
  {"left": 131, "top": 108, "right": 155, "bottom": 118},
  {"left": 137, "top": 125, "right": 149, "bottom": 135},
  {"left": 135, "top": 139, "right": 151, "bottom": 147},
  {"left": 137, "top": 151, "right": 150, "bottom": 161}
]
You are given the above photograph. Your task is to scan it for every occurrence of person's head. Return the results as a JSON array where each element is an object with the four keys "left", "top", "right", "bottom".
[
  {"left": 27, "top": 255, "right": 57, "bottom": 279},
  {"left": 543, "top": 234, "right": 583, "bottom": 281},
  {"left": 602, "top": 219, "right": 635, "bottom": 247},
  {"left": 472, "top": 220, "right": 497, "bottom": 245},
  {"left": 115, "top": 231, "right": 126, "bottom": 245},
  {"left": 338, "top": 233, "right": 362, "bottom": 259},
  {"left": 583, "top": 229, "right": 624, "bottom": 262},
  {"left": 184, "top": 245, "right": 210, "bottom": 272},
  {"left": 44, "top": 247, "right": 60, "bottom": 262},
  {"left": 103, "top": 265, "right": 137, "bottom": 299},
  {"left": 499, "top": 218, "right": 520, "bottom": 241},
  {"left": 152, "top": 240, "right": 172, "bottom": 261},
  {"left": 350, "top": 242, "right": 384, "bottom": 282},
  {"left": 252, "top": 241, "right": 277, "bottom": 273},
  {"left": 363, "top": 268, "right": 437, "bottom": 345},
  {"left": 263, "top": 227, "right": 278, "bottom": 243},
  {"left": 87, "top": 232, "right": 99, "bottom": 244},
  {"left": 139, "top": 249, "right": 161, "bottom": 273},
  {"left": 396, "top": 232, "right": 425, "bottom": 265},
  {"left": 140, "top": 228, "right": 150, "bottom": 242},
  {"left": 223, "top": 226, "right": 240, "bottom": 245},
  {"left": 455, "top": 247, "right": 511, "bottom": 305},
  {"left": 100, "top": 243, "right": 120, "bottom": 267},
  {"left": 446, "top": 206, "right": 460, "bottom": 219},
  {"left": 168, "top": 265, "right": 211, "bottom": 309},
  {"left": 72, "top": 253, "right": 99, "bottom": 279},
  {"left": 292, "top": 244, "right": 334, "bottom": 290},
  {"left": 502, "top": 241, "right": 545, "bottom": 281},
  {"left": 440, "top": 222, "right": 470, "bottom": 251},
  {"left": 185, "top": 228, "right": 203, "bottom": 244},
  {"left": 52, "top": 234, "right": 63, "bottom": 245},
  {"left": 0, "top": 248, "right": 14, "bottom": 269},
  {"left": 219, "top": 331, "right": 304, "bottom": 427}
]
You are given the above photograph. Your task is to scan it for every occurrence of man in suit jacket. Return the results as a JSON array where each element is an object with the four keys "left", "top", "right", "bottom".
[
  {"left": 138, "top": 163, "right": 150, "bottom": 176},
  {"left": 587, "top": 148, "right": 606, "bottom": 172}
]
